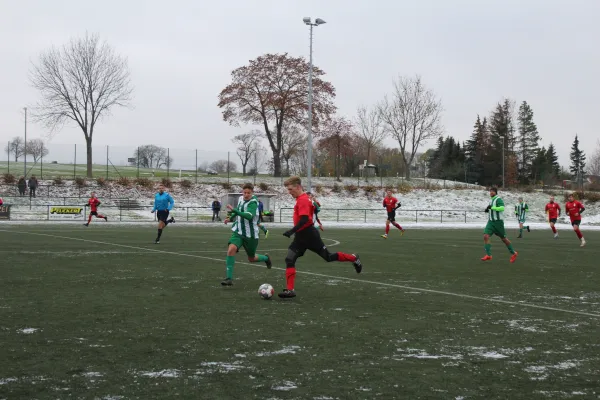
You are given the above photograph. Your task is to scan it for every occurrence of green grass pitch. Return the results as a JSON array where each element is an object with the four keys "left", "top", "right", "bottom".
[{"left": 1, "top": 225, "right": 599, "bottom": 399}]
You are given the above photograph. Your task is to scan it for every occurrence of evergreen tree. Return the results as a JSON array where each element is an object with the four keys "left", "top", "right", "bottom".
[
  {"left": 465, "top": 115, "right": 487, "bottom": 184},
  {"left": 546, "top": 143, "right": 560, "bottom": 177},
  {"left": 517, "top": 101, "right": 540, "bottom": 183},
  {"left": 531, "top": 146, "right": 548, "bottom": 184},
  {"left": 487, "top": 102, "right": 513, "bottom": 186},
  {"left": 569, "top": 135, "right": 586, "bottom": 177}
]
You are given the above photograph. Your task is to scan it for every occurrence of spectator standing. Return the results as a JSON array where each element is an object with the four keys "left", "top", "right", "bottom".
[
  {"left": 258, "top": 200, "right": 264, "bottom": 222},
  {"left": 28, "top": 175, "right": 39, "bottom": 198},
  {"left": 212, "top": 199, "right": 221, "bottom": 222},
  {"left": 17, "top": 177, "right": 27, "bottom": 196}
]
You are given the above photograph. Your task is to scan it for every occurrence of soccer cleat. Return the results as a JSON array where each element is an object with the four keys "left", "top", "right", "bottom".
[
  {"left": 381, "top": 234, "right": 388, "bottom": 239},
  {"left": 581, "top": 238, "right": 586, "bottom": 247},
  {"left": 517, "top": 234, "right": 522, "bottom": 239},
  {"left": 83, "top": 223, "right": 89, "bottom": 227},
  {"left": 278, "top": 289, "right": 296, "bottom": 298},
  {"left": 527, "top": 226, "right": 531, "bottom": 233},
  {"left": 554, "top": 233, "right": 559, "bottom": 239},
  {"left": 265, "top": 230, "right": 269, "bottom": 239},
  {"left": 265, "top": 254, "right": 272, "bottom": 269},
  {"left": 221, "top": 278, "right": 233, "bottom": 286},
  {"left": 353, "top": 254, "right": 362, "bottom": 274},
  {"left": 104, "top": 216, "right": 108, "bottom": 222},
  {"left": 168, "top": 217, "right": 175, "bottom": 224},
  {"left": 510, "top": 252, "right": 518, "bottom": 263},
  {"left": 400, "top": 229, "right": 405, "bottom": 236},
  {"left": 481, "top": 255, "right": 493, "bottom": 261},
  {"left": 154, "top": 240, "right": 160, "bottom": 244}
]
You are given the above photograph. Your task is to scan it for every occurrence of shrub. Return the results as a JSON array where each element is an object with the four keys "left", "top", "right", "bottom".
[
  {"left": 332, "top": 183, "right": 341, "bottom": 193},
  {"left": 221, "top": 182, "right": 232, "bottom": 190},
  {"left": 74, "top": 176, "right": 87, "bottom": 188},
  {"left": 161, "top": 178, "right": 173, "bottom": 189},
  {"left": 259, "top": 182, "right": 269, "bottom": 191},
  {"left": 2, "top": 173, "right": 16, "bottom": 184},
  {"left": 117, "top": 176, "right": 131, "bottom": 187},
  {"left": 315, "top": 184, "right": 323, "bottom": 194},
  {"left": 397, "top": 183, "right": 412, "bottom": 194},
  {"left": 585, "top": 192, "right": 600, "bottom": 203},
  {"left": 180, "top": 179, "right": 192, "bottom": 188},
  {"left": 96, "top": 177, "right": 107, "bottom": 187},
  {"left": 521, "top": 186, "right": 534, "bottom": 193},
  {"left": 345, "top": 184, "right": 359, "bottom": 194},
  {"left": 53, "top": 176, "right": 64, "bottom": 185},
  {"left": 363, "top": 185, "right": 377, "bottom": 195},
  {"left": 135, "top": 177, "right": 153, "bottom": 189}
]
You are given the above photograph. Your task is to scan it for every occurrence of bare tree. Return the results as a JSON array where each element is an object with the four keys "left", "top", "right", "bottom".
[
  {"left": 317, "top": 117, "right": 355, "bottom": 181},
  {"left": 232, "top": 130, "right": 260, "bottom": 175},
  {"left": 249, "top": 143, "right": 267, "bottom": 175},
  {"left": 4, "top": 136, "right": 24, "bottom": 162},
  {"left": 281, "top": 124, "right": 307, "bottom": 176},
  {"left": 197, "top": 161, "right": 209, "bottom": 172},
  {"left": 210, "top": 160, "right": 238, "bottom": 173},
  {"left": 30, "top": 33, "right": 133, "bottom": 178},
  {"left": 356, "top": 105, "right": 386, "bottom": 163},
  {"left": 130, "top": 145, "right": 172, "bottom": 169},
  {"left": 26, "top": 139, "right": 50, "bottom": 162},
  {"left": 378, "top": 75, "right": 443, "bottom": 179},
  {"left": 589, "top": 140, "right": 600, "bottom": 176}
]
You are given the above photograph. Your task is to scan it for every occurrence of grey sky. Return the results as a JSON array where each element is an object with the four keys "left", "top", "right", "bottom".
[{"left": 1, "top": 0, "right": 599, "bottom": 168}]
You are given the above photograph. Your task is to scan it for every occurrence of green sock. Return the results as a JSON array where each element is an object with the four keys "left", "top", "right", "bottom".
[
  {"left": 519, "top": 228, "right": 523, "bottom": 235},
  {"left": 226, "top": 256, "right": 235, "bottom": 279},
  {"left": 259, "top": 225, "right": 268, "bottom": 233},
  {"left": 484, "top": 243, "right": 492, "bottom": 256},
  {"left": 256, "top": 254, "right": 268, "bottom": 262},
  {"left": 507, "top": 244, "right": 515, "bottom": 255}
]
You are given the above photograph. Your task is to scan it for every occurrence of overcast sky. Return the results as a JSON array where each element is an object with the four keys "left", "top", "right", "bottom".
[{"left": 1, "top": 0, "right": 599, "bottom": 167}]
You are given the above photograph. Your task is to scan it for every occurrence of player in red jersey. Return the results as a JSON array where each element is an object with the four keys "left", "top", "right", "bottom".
[
  {"left": 565, "top": 193, "right": 586, "bottom": 247},
  {"left": 381, "top": 190, "right": 405, "bottom": 238},
  {"left": 278, "top": 176, "right": 362, "bottom": 299},
  {"left": 84, "top": 192, "right": 108, "bottom": 226},
  {"left": 544, "top": 196, "right": 561, "bottom": 238}
]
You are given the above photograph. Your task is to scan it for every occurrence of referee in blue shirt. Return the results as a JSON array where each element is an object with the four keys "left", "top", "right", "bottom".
[{"left": 151, "top": 183, "right": 175, "bottom": 244}]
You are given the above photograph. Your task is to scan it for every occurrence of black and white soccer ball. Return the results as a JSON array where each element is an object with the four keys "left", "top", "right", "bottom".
[{"left": 258, "top": 283, "right": 274, "bottom": 300}]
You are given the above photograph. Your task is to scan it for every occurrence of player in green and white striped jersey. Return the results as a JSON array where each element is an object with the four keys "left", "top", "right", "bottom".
[
  {"left": 514, "top": 197, "right": 531, "bottom": 238},
  {"left": 481, "top": 187, "right": 518, "bottom": 263},
  {"left": 221, "top": 183, "right": 272, "bottom": 286}
]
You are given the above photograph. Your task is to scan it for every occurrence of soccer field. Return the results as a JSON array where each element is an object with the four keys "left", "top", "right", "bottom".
[{"left": 1, "top": 225, "right": 599, "bottom": 399}]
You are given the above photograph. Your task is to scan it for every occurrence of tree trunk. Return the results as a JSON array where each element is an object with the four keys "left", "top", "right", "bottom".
[
  {"left": 272, "top": 152, "right": 282, "bottom": 177},
  {"left": 404, "top": 159, "right": 411, "bottom": 180},
  {"left": 242, "top": 162, "right": 247, "bottom": 176},
  {"left": 86, "top": 138, "right": 93, "bottom": 178}
]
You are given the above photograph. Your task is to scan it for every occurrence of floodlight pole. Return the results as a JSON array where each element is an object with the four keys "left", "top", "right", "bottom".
[
  {"left": 501, "top": 136, "right": 505, "bottom": 188},
  {"left": 24, "top": 107, "right": 27, "bottom": 178}
]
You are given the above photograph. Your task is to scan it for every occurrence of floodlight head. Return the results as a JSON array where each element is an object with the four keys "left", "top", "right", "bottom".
[
  {"left": 303, "top": 17, "right": 311, "bottom": 25},
  {"left": 315, "top": 18, "right": 326, "bottom": 25}
]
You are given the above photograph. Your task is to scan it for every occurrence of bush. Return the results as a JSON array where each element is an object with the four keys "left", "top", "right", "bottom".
[
  {"left": 363, "top": 185, "right": 377, "bottom": 195},
  {"left": 53, "top": 176, "right": 64, "bottom": 186},
  {"left": 2, "top": 173, "right": 16, "bottom": 184},
  {"left": 332, "top": 183, "right": 341, "bottom": 193},
  {"left": 345, "top": 184, "right": 359, "bottom": 194},
  {"left": 180, "top": 179, "right": 192, "bottom": 188},
  {"left": 135, "top": 177, "right": 153, "bottom": 189},
  {"left": 259, "top": 182, "right": 269, "bottom": 191},
  {"left": 117, "top": 176, "right": 131, "bottom": 187},
  {"left": 74, "top": 176, "right": 87, "bottom": 188},
  {"left": 96, "top": 177, "right": 107, "bottom": 187},
  {"left": 565, "top": 191, "right": 600, "bottom": 203},
  {"left": 161, "top": 178, "right": 173, "bottom": 189},
  {"left": 315, "top": 184, "right": 324, "bottom": 194},
  {"left": 221, "top": 182, "right": 232, "bottom": 190},
  {"left": 397, "top": 183, "right": 412, "bottom": 194}
]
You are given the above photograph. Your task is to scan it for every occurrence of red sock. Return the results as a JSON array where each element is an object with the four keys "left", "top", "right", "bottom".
[
  {"left": 385, "top": 225, "right": 390, "bottom": 235},
  {"left": 87, "top": 214, "right": 93, "bottom": 224},
  {"left": 551, "top": 226, "right": 556, "bottom": 233},
  {"left": 393, "top": 222, "right": 403, "bottom": 230},
  {"left": 285, "top": 268, "right": 296, "bottom": 291},
  {"left": 98, "top": 214, "right": 105, "bottom": 219},
  {"left": 576, "top": 230, "right": 583, "bottom": 239},
  {"left": 336, "top": 252, "right": 357, "bottom": 262}
]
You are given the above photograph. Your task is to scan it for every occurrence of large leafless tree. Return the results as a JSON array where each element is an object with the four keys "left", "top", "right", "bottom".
[
  {"left": 4, "top": 136, "right": 24, "bottom": 162},
  {"left": 378, "top": 75, "right": 443, "bottom": 179},
  {"left": 30, "top": 33, "right": 133, "bottom": 177},
  {"left": 26, "top": 139, "right": 50, "bottom": 162},
  {"left": 355, "top": 105, "right": 386, "bottom": 164},
  {"left": 218, "top": 53, "right": 336, "bottom": 177},
  {"left": 232, "top": 130, "right": 260, "bottom": 175},
  {"left": 130, "top": 145, "right": 172, "bottom": 169},
  {"left": 280, "top": 124, "right": 307, "bottom": 176}
]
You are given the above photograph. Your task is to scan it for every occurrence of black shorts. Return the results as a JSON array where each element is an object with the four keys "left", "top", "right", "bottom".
[
  {"left": 289, "top": 226, "right": 326, "bottom": 257},
  {"left": 387, "top": 211, "right": 396, "bottom": 222},
  {"left": 572, "top": 220, "right": 581, "bottom": 227},
  {"left": 157, "top": 210, "right": 169, "bottom": 223},
  {"left": 549, "top": 218, "right": 557, "bottom": 224},
  {"left": 90, "top": 211, "right": 98, "bottom": 216}
]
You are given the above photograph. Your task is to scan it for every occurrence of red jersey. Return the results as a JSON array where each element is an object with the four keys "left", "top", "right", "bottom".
[
  {"left": 293, "top": 193, "right": 314, "bottom": 233},
  {"left": 383, "top": 196, "right": 398, "bottom": 212},
  {"left": 545, "top": 202, "right": 561, "bottom": 219},
  {"left": 88, "top": 197, "right": 101, "bottom": 212},
  {"left": 565, "top": 200, "right": 584, "bottom": 222}
]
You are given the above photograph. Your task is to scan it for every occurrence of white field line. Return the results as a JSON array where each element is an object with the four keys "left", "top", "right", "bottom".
[{"left": 0, "top": 229, "right": 598, "bottom": 319}]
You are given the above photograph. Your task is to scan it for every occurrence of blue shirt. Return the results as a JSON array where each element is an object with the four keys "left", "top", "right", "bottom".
[
  {"left": 258, "top": 201, "right": 264, "bottom": 212},
  {"left": 152, "top": 192, "right": 174, "bottom": 212}
]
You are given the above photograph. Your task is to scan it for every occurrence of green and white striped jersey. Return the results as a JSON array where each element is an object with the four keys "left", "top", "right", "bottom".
[
  {"left": 515, "top": 202, "right": 528, "bottom": 219},
  {"left": 231, "top": 195, "right": 260, "bottom": 239},
  {"left": 488, "top": 196, "right": 505, "bottom": 221}
]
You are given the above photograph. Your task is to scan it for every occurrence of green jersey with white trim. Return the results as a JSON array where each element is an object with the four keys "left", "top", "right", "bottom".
[
  {"left": 488, "top": 196, "right": 505, "bottom": 221},
  {"left": 230, "top": 195, "right": 260, "bottom": 239},
  {"left": 515, "top": 202, "right": 528, "bottom": 220}
]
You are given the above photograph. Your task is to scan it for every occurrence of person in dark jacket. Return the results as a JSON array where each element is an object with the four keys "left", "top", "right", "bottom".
[
  {"left": 28, "top": 176, "right": 39, "bottom": 198},
  {"left": 212, "top": 199, "right": 222, "bottom": 221},
  {"left": 17, "top": 177, "right": 27, "bottom": 196}
]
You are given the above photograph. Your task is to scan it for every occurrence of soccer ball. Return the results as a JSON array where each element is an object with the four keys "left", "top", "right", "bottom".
[{"left": 258, "top": 283, "right": 274, "bottom": 300}]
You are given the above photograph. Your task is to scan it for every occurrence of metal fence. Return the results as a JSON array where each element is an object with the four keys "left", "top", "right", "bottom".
[{"left": 280, "top": 208, "right": 476, "bottom": 224}]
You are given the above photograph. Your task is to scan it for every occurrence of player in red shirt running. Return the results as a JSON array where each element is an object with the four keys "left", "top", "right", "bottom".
[
  {"left": 381, "top": 190, "right": 405, "bottom": 238},
  {"left": 84, "top": 192, "right": 108, "bottom": 226},
  {"left": 544, "top": 196, "right": 561, "bottom": 238},
  {"left": 279, "top": 176, "right": 362, "bottom": 299},
  {"left": 565, "top": 193, "right": 586, "bottom": 247}
]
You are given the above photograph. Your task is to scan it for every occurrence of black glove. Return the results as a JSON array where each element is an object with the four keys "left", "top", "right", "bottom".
[
  {"left": 485, "top": 205, "right": 491, "bottom": 213},
  {"left": 395, "top": 203, "right": 401, "bottom": 209},
  {"left": 283, "top": 230, "right": 293, "bottom": 238}
]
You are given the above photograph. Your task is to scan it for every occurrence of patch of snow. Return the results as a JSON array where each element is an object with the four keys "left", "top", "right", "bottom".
[
  {"left": 272, "top": 381, "right": 298, "bottom": 391},
  {"left": 197, "top": 361, "right": 247, "bottom": 373},
  {"left": 18, "top": 328, "right": 39, "bottom": 334},
  {"left": 138, "top": 369, "right": 180, "bottom": 378},
  {"left": 82, "top": 372, "right": 103, "bottom": 378},
  {"left": 256, "top": 345, "right": 301, "bottom": 357},
  {"left": 0, "top": 377, "right": 18, "bottom": 385}
]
